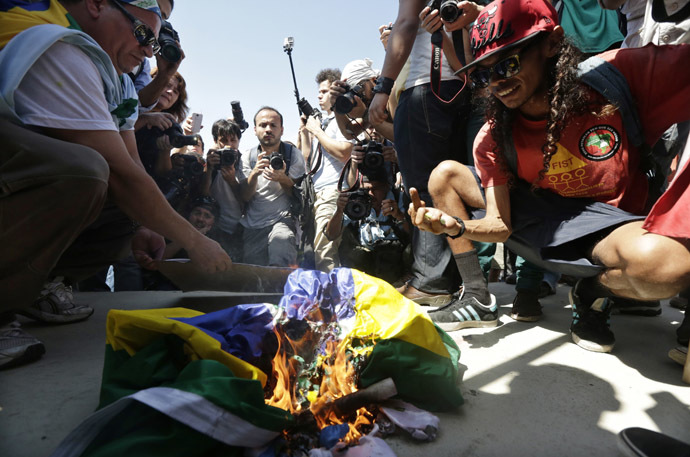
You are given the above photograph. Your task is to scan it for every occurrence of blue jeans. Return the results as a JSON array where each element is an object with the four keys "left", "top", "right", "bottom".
[{"left": 394, "top": 80, "right": 471, "bottom": 293}]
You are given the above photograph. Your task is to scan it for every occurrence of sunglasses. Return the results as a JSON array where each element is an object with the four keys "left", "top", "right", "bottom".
[
  {"left": 469, "top": 53, "right": 522, "bottom": 89},
  {"left": 110, "top": 0, "right": 160, "bottom": 53}
]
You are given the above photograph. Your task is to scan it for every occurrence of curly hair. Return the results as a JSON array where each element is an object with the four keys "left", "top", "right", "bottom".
[
  {"left": 484, "top": 34, "right": 612, "bottom": 187},
  {"left": 150, "top": 69, "right": 189, "bottom": 123},
  {"left": 315, "top": 68, "right": 341, "bottom": 84}
]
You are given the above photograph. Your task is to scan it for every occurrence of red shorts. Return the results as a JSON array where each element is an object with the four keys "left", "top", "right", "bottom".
[{"left": 644, "top": 159, "right": 690, "bottom": 239}]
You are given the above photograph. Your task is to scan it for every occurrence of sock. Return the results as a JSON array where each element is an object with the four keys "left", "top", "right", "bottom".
[
  {"left": 573, "top": 277, "right": 612, "bottom": 316},
  {"left": 0, "top": 311, "right": 17, "bottom": 327},
  {"left": 454, "top": 249, "right": 491, "bottom": 306}
]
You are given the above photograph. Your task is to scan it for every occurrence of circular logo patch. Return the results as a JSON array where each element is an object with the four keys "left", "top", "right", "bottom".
[{"left": 579, "top": 125, "right": 620, "bottom": 161}]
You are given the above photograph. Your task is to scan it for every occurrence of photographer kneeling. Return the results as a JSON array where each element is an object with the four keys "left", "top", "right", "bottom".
[{"left": 325, "top": 143, "right": 411, "bottom": 285}]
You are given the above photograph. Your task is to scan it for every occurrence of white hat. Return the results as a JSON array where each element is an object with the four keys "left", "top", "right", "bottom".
[{"left": 341, "top": 58, "right": 379, "bottom": 86}]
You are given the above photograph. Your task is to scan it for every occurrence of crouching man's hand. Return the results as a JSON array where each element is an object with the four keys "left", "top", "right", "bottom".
[
  {"left": 185, "top": 232, "right": 232, "bottom": 273},
  {"left": 132, "top": 226, "right": 166, "bottom": 270},
  {"left": 408, "top": 188, "right": 461, "bottom": 236}
]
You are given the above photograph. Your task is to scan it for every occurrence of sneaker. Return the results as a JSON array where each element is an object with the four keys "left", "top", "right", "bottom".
[
  {"left": 669, "top": 295, "right": 688, "bottom": 310},
  {"left": 428, "top": 292, "right": 498, "bottom": 331},
  {"left": 0, "top": 321, "right": 45, "bottom": 370},
  {"left": 510, "top": 290, "right": 542, "bottom": 322},
  {"left": 618, "top": 427, "right": 690, "bottom": 457},
  {"left": 538, "top": 281, "right": 556, "bottom": 299},
  {"left": 397, "top": 284, "right": 452, "bottom": 308},
  {"left": 569, "top": 284, "right": 615, "bottom": 353},
  {"left": 16, "top": 277, "right": 94, "bottom": 324},
  {"left": 668, "top": 346, "right": 688, "bottom": 367},
  {"left": 610, "top": 297, "right": 662, "bottom": 316}
]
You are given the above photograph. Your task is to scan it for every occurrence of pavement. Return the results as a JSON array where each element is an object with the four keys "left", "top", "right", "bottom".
[{"left": 1, "top": 283, "right": 688, "bottom": 457}]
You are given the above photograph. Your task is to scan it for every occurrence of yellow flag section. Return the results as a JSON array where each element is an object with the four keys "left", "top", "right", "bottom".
[
  {"left": 105, "top": 307, "right": 268, "bottom": 385},
  {"left": 349, "top": 269, "right": 464, "bottom": 411},
  {"left": 350, "top": 269, "right": 451, "bottom": 359},
  {"left": 0, "top": 0, "right": 72, "bottom": 49}
]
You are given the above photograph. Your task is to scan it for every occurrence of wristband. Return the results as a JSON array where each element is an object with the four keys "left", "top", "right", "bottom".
[
  {"left": 373, "top": 76, "right": 395, "bottom": 95},
  {"left": 445, "top": 216, "right": 465, "bottom": 239}
]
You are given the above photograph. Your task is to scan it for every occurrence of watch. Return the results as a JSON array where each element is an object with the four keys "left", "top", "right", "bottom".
[
  {"left": 372, "top": 76, "right": 394, "bottom": 95},
  {"left": 445, "top": 216, "right": 466, "bottom": 239}
]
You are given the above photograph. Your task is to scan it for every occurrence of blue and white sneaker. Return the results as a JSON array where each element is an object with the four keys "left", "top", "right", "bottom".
[{"left": 428, "top": 293, "right": 498, "bottom": 331}]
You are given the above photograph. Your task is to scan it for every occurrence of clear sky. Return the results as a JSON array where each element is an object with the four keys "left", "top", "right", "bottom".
[{"left": 165, "top": 1, "right": 397, "bottom": 151}]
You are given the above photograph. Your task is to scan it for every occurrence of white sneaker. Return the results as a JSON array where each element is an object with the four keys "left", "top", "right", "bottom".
[
  {"left": 16, "top": 277, "right": 94, "bottom": 324},
  {"left": 0, "top": 321, "right": 45, "bottom": 369}
]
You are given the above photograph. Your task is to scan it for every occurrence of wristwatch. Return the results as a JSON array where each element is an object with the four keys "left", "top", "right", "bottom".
[
  {"left": 372, "top": 76, "right": 395, "bottom": 95},
  {"left": 445, "top": 216, "right": 466, "bottom": 239}
]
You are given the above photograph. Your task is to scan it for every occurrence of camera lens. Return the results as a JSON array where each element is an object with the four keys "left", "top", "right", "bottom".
[
  {"left": 439, "top": 1, "right": 460, "bottom": 22},
  {"left": 269, "top": 153, "right": 284, "bottom": 170}
]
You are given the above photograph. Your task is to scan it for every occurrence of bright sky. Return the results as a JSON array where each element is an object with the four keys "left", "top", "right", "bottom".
[{"left": 164, "top": 1, "right": 397, "bottom": 151}]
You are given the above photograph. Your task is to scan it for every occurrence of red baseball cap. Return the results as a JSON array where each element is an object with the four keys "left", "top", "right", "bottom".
[{"left": 455, "top": 0, "right": 559, "bottom": 75}]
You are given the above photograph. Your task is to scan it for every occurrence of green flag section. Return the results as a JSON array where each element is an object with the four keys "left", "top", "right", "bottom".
[{"left": 50, "top": 335, "right": 292, "bottom": 457}]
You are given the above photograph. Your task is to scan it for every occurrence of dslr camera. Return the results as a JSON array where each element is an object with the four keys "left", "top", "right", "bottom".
[
  {"left": 334, "top": 83, "right": 364, "bottom": 115},
  {"left": 269, "top": 152, "right": 285, "bottom": 170},
  {"left": 158, "top": 21, "right": 182, "bottom": 63},
  {"left": 230, "top": 100, "right": 250, "bottom": 131},
  {"left": 157, "top": 155, "right": 204, "bottom": 209},
  {"left": 150, "top": 123, "right": 199, "bottom": 148},
  {"left": 357, "top": 140, "right": 385, "bottom": 178},
  {"left": 215, "top": 148, "right": 239, "bottom": 170},
  {"left": 427, "top": 0, "right": 462, "bottom": 23},
  {"left": 344, "top": 189, "right": 373, "bottom": 221}
]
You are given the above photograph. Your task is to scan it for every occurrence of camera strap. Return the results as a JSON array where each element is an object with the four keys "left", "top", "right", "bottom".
[
  {"left": 429, "top": 30, "right": 468, "bottom": 104},
  {"left": 337, "top": 158, "right": 362, "bottom": 194}
]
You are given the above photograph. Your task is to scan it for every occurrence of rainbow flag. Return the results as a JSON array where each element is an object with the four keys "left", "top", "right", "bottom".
[{"left": 51, "top": 268, "right": 462, "bottom": 456}]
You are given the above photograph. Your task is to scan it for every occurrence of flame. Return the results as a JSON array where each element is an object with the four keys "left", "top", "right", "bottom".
[{"left": 265, "top": 310, "right": 378, "bottom": 445}]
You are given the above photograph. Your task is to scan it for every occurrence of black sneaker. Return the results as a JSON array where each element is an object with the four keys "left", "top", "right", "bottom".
[
  {"left": 428, "top": 293, "right": 498, "bottom": 332},
  {"left": 618, "top": 427, "right": 690, "bottom": 457},
  {"left": 569, "top": 283, "right": 615, "bottom": 353},
  {"left": 510, "top": 290, "right": 542, "bottom": 322},
  {"left": 610, "top": 297, "right": 662, "bottom": 316}
]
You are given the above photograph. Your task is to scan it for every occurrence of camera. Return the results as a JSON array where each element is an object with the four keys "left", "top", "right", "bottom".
[
  {"left": 217, "top": 148, "right": 239, "bottom": 168},
  {"left": 150, "top": 123, "right": 199, "bottom": 148},
  {"left": 334, "top": 83, "right": 364, "bottom": 115},
  {"left": 344, "top": 189, "right": 373, "bottom": 221},
  {"left": 158, "top": 21, "right": 182, "bottom": 63},
  {"left": 230, "top": 100, "right": 250, "bottom": 131},
  {"left": 157, "top": 156, "right": 203, "bottom": 209},
  {"left": 298, "top": 98, "right": 322, "bottom": 121},
  {"left": 269, "top": 152, "right": 284, "bottom": 170},
  {"left": 427, "top": 0, "right": 462, "bottom": 23}
]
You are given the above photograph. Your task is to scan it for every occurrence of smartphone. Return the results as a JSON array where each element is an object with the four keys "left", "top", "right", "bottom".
[{"left": 190, "top": 112, "right": 203, "bottom": 134}]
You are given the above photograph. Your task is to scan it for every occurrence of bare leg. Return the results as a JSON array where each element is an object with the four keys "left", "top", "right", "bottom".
[
  {"left": 593, "top": 221, "right": 690, "bottom": 300},
  {"left": 428, "top": 161, "right": 486, "bottom": 254}
]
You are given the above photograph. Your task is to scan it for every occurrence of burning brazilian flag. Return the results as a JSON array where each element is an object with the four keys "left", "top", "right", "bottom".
[{"left": 50, "top": 268, "right": 462, "bottom": 456}]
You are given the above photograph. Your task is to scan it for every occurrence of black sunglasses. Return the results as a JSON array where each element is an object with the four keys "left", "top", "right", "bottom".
[
  {"left": 470, "top": 53, "right": 522, "bottom": 89},
  {"left": 110, "top": 0, "right": 160, "bottom": 53},
  {"left": 470, "top": 38, "right": 542, "bottom": 89}
]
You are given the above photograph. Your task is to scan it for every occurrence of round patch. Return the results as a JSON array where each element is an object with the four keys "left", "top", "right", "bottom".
[{"left": 579, "top": 125, "right": 620, "bottom": 161}]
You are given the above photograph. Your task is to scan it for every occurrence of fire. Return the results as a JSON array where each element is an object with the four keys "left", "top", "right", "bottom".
[{"left": 265, "top": 312, "right": 378, "bottom": 445}]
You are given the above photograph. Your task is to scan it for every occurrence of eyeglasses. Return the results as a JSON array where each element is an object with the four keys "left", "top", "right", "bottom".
[
  {"left": 110, "top": 0, "right": 160, "bottom": 53},
  {"left": 470, "top": 53, "right": 522, "bottom": 89}
]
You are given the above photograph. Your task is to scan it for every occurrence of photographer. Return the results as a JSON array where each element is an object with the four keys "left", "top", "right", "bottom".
[
  {"left": 329, "top": 59, "right": 395, "bottom": 143},
  {"left": 238, "top": 107, "right": 306, "bottom": 267},
  {"left": 325, "top": 166, "right": 411, "bottom": 285},
  {"left": 298, "top": 68, "right": 355, "bottom": 272},
  {"left": 135, "top": 70, "right": 192, "bottom": 178},
  {"left": 202, "top": 119, "right": 245, "bottom": 262}
]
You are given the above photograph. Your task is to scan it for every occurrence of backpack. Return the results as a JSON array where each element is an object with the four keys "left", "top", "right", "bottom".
[{"left": 501, "top": 55, "right": 669, "bottom": 207}]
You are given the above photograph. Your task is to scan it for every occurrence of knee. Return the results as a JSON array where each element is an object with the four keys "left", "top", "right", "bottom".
[
  {"left": 620, "top": 235, "right": 690, "bottom": 295},
  {"left": 429, "top": 161, "right": 466, "bottom": 197}
]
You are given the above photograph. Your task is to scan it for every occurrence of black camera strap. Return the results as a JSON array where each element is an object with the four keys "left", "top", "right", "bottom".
[{"left": 430, "top": 29, "right": 468, "bottom": 104}]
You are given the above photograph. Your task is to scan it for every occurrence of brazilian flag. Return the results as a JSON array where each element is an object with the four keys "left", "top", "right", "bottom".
[{"left": 51, "top": 269, "right": 461, "bottom": 456}]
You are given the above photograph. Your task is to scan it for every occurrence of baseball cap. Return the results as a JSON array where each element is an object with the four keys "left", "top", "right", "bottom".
[
  {"left": 190, "top": 196, "right": 220, "bottom": 219},
  {"left": 455, "top": 0, "right": 558, "bottom": 75},
  {"left": 119, "top": 0, "right": 162, "bottom": 18}
]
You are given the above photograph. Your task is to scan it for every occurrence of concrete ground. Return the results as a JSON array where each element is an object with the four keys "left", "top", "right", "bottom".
[{"left": 1, "top": 283, "right": 688, "bottom": 457}]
